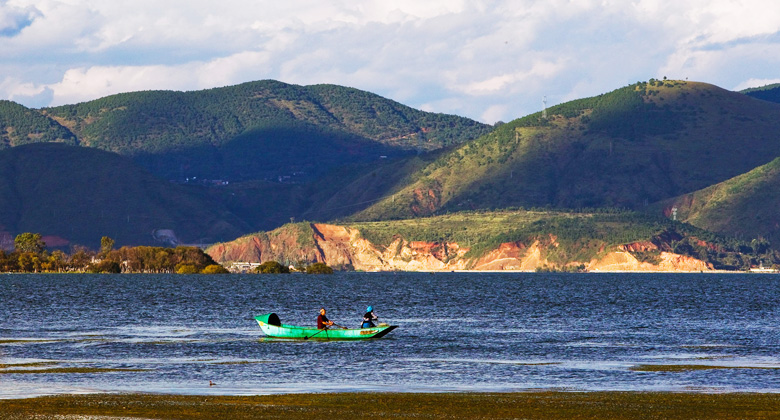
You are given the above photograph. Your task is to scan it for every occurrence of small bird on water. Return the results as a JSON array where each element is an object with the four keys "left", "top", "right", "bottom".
[{"left": 209, "top": 381, "right": 216, "bottom": 386}]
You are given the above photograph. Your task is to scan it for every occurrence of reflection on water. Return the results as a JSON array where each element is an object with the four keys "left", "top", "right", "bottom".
[{"left": 1, "top": 272, "right": 780, "bottom": 398}]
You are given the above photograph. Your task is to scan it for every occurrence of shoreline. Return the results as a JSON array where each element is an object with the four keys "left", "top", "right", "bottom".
[
  {"left": 2, "top": 391, "right": 780, "bottom": 419},
  {"left": 2, "top": 269, "right": 773, "bottom": 274}
]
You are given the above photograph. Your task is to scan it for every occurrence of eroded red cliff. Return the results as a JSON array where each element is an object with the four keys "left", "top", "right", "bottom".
[{"left": 207, "top": 223, "right": 713, "bottom": 272}]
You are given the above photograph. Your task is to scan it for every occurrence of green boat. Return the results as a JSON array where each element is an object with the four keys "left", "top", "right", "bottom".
[{"left": 254, "top": 313, "right": 397, "bottom": 340}]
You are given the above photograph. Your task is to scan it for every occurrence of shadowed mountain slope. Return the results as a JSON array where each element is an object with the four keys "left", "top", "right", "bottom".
[
  {"left": 0, "top": 143, "right": 248, "bottom": 248},
  {"left": 39, "top": 80, "right": 490, "bottom": 181},
  {"left": 0, "top": 81, "right": 490, "bottom": 233},
  {"left": 742, "top": 83, "right": 780, "bottom": 103}
]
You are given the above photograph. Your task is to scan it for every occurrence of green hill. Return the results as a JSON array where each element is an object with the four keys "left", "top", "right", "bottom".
[
  {"left": 0, "top": 143, "right": 248, "bottom": 248},
  {"left": 342, "top": 80, "right": 780, "bottom": 221},
  {"left": 0, "top": 100, "right": 77, "bottom": 148},
  {"left": 652, "top": 156, "right": 780, "bottom": 244},
  {"left": 0, "top": 80, "right": 490, "bottom": 232},
  {"left": 40, "top": 80, "right": 490, "bottom": 181},
  {"left": 5, "top": 79, "right": 780, "bottom": 250},
  {"left": 742, "top": 83, "right": 780, "bottom": 103}
]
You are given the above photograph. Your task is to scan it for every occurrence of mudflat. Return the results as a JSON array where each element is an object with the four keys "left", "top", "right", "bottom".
[{"left": 1, "top": 392, "right": 780, "bottom": 419}]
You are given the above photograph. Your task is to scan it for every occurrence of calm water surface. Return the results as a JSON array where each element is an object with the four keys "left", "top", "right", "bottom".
[{"left": 1, "top": 272, "right": 779, "bottom": 398}]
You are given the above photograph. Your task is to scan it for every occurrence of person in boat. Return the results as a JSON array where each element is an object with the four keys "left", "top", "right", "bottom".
[
  {"left": 362, "top": 305, "right": 378, "bottom": 328},
  {"left": 317, "top": 308, "right": 334, "bottom": 329}
]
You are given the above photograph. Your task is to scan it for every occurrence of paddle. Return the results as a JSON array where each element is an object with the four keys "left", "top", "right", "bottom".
[
  {"left": 304, "top": 327, "right": 328, "bottom": 340},
  {"left": 331, "top": 322, "right": 349, "bottom": 330}
]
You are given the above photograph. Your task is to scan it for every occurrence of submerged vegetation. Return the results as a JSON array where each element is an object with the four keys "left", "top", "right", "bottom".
[{"left": 2, "top": 392, "right": 780, "bottom": 420}]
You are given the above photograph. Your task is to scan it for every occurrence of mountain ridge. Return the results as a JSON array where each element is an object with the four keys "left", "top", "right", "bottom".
[
  {"left": 344, "top": 81, "right": 780, "bottom": 222},
  {"left": 3, "top": 79, "right": 780, "bottom": 252}
]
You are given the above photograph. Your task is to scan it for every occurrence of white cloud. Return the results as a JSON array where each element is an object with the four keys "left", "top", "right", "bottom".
[
  {"left": 480, "top": 104, "right": 508, "bottom": 124},
  {"left": 44, "top": 49, "right": 275, "bottom": 104},
  {"left": 457, "top": 59, "right": 568, "bottom": 95},
  {"left": 0, "top": 2, "right": 40, "bottom": 36},
  {"left": 1, "top": 0, "right": 780, "bottom": 123}
]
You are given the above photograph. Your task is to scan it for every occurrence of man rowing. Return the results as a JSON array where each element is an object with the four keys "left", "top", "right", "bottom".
[{"left": 317, "top": 308, "right": 334, "bottom": 329}]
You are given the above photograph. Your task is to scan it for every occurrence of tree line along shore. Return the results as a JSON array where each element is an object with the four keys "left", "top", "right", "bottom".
[{"left": 0, "top": 232, "right": 335, "bottom": 274}]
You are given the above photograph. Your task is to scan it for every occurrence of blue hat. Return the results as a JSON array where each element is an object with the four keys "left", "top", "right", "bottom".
[{"left": 367, "top": 305, "right": 373, "bottom": 312}]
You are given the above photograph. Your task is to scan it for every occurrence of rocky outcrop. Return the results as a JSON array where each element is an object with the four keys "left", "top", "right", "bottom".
[
  {"left": 588, "top": 251, "right": 712, "bottom": 272},
  {"left": 207, "top": 223, "right": 714, "bottom": 272},
  {"left": 472, "top": 241, "right": 538, "bottom": 271}
]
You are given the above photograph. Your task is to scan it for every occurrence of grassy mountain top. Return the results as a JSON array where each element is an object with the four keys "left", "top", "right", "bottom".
[
  {"left": 0, "top": 143, "right": 248, "bottom": 248},
  {"left": 342, "top": 80, "right": 780, "bottom": 221},
  {"left": 45, "top": 80, "right": 487, "bottom": 151},
  {"left": 653, "top": 156, "right": 780, "bottom": 244}
]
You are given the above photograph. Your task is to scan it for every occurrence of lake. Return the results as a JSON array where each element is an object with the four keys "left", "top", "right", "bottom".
[{"left": 1, "top": 272, "right": 779, "bottom": 398}]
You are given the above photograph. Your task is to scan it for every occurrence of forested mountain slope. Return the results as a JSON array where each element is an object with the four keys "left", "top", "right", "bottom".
[
  {"left": 0, "top": 143, "right": 248, "bottom": 247},
  {"left": 742, "top": 83, "right": 780, "bottom": 103},
  {"left": 40, "top": 80, "right": 490, "bottom": 181},
  {"left": 0, "top": 100, "right": 77, "bottom": 148},
  {"left": 653, "top": 156, "right": 780, "bottom": 245},
  {"left": 344, "top": 81, "right": 780, "bottom": 221},
  {"left": 0, "top": 80, "right": 491, "bottom": 232},
  {"left": 4, "top": 79, "right": 780, "bottom": 251}
]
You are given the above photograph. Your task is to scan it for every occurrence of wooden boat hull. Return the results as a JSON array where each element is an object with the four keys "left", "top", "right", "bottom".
[{"left": 255, "top": 313, "right": 397, "bottom": 340}]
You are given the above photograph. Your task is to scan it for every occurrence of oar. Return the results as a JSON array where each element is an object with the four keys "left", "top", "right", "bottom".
[
  {"left": 304, "top": 328, "right": 328, "bottom": 340},
  {"left": 331, "top": 323, "right": 349, "bottom": 330}
]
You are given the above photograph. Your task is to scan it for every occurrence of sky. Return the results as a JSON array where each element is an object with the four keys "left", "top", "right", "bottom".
[{"left": 2, "top": 0, "right": 780, "bottom": 123}]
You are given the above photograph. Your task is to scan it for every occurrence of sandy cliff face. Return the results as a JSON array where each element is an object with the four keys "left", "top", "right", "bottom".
[
  {"left": 311, "top": 224, "right": 470, "bottom": 271},
  {"left": 207, "top": 223, "right": 713, "bottom": 272},
  {"left": 587, "top": 251, "right": 712, "bottom": 272}
]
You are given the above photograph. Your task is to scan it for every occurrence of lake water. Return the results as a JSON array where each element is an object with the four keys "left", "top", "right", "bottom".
[{"left": 1, "top": 272, "right": 779, "bottom": 398}]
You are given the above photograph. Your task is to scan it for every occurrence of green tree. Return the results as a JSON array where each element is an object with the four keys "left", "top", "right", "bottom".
[
  {"left": 255, "top": 261, "right": 290, "bottom": 274},
  {"left": 306, "top": 262, "right": 334, "bottom": 274},
  {"left": 100, "top": 236, "right": 115, "bottom": 258},
  {"left": 87, "top": 259, "right": 122, "bottom": 273},
  {"left": 14, "top": 232, "right": 45, "bottom": 254},
  {"left": 68, "top": 246, "right": 93, "bottom": 271},
  {"left": 41, "top": 250, "right": 67, "bottom": 272},
  {"left": 201, "top": 264, "right": 229, "bottom": 274},
  {"left": 17, "top": 252, "right": 35, "bottom": 272},
  {"left": 175, "top": 264, "right": 198, "bottom": 274},
  {"left": 0, "top": 250, "right": 18, "bottom": 272}
]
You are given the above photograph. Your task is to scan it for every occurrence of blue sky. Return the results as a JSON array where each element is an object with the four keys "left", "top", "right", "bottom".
[{"left": 2, "top": 0, "right": 780, "bottom": 123}]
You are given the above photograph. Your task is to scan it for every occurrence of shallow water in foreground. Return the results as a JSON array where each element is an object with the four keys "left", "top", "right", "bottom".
[{"left": 1, "top": 272, "right": 779, "bottom": 398}]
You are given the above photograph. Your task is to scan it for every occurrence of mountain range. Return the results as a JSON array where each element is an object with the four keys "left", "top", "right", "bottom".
[
  {"left": 0, "top": 81, "right": 488, "bottom": 247},
  {"left": 2, "top": 78, "right": 780, "bottom": 257}
]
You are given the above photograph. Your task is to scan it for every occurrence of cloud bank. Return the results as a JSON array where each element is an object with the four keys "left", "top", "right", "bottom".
[{"left": 1, "top": 0, "right": 780, "bottom": 122}]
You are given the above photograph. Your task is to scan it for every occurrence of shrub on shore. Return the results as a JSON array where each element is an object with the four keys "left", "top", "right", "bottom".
[
  {"left": 201, "top": 264, "right": 229, "bottom": 274},
  {"left": 255, "top": 261, "right": 290, "bottom": 274},
  {"left": 306, "top": 262, "right": 334, "bottom": 274},
  {"left": 175, "top": 264, "right": 199, "bottom": 274}
]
